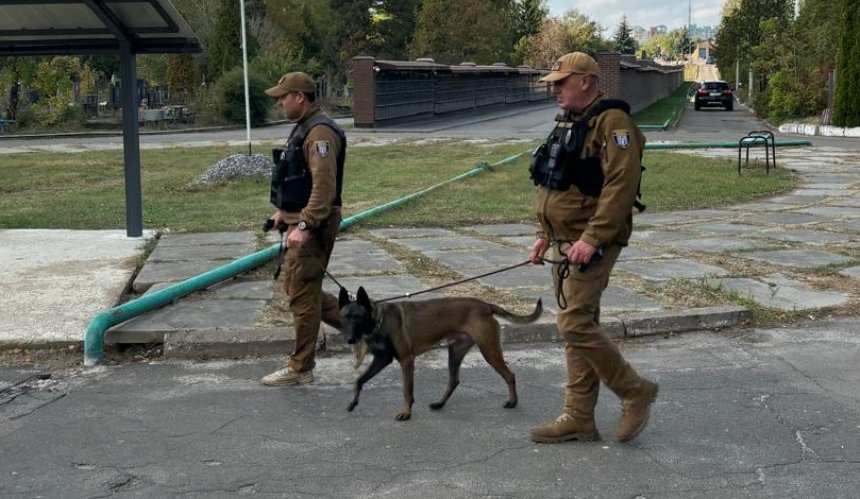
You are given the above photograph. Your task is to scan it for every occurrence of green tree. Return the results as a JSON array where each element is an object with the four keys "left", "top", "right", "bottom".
[
  {"left": 409, "top": 0, "right": 515, "bottom": 64},
  {"left": 209, "top": 0, "right": 259, "bottom": 79},
  {"left": 514, "top": 0, "right": 547, "bottom": 39},
  {"left": 523, "top": 10, "right": 608, "bottom": 69},
  {"left": 613, "top": 15, "right": 637, "bottom": 55},
  {"left": 833, "top": 0, "right": 860, "bottom": 126},
  {"left": 368, "top": 0, "right": 422, "bottom": 60}
]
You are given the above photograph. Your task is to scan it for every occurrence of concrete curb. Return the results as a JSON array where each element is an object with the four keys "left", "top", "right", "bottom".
[
  {"left": 778, "top": 122, "right": 860, "bottom": 138},
  {"left": 157, "top": 306, "right": 751, "bottom": 360}
]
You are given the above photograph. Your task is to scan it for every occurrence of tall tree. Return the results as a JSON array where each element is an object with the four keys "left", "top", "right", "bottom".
[
  {"left": 613, "top": 15, "right": 637, "bottom": 55},
  {"left": 523, "top": 10, "right": 608, "bottom": 69},
  {"left": 209, "top": 0, "right": 260, "bottom": 79},
  {"left": 514, "top": 0, "right": 547, "bottom": 40},
  {"left": 368, "top": 0, "right": 422, "bottom": 60},
  {"left": 409, "top": 0, "right": 515, "bottom": 64},
  {"left": 833, "top": 0, "right": 860, "bottom": 126}
]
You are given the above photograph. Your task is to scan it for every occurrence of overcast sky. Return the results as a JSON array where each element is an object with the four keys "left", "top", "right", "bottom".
[{"left": 545, "top": 0, "right": 725, "bottom": 35}]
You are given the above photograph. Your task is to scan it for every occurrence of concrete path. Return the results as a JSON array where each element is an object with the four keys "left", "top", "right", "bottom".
[{"left": 89, "top": 146, "right": 859, "bottom": 359}]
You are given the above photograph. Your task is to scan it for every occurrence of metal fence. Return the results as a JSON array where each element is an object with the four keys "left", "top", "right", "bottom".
[{"left": 371, "top": 64, "right": 550, "bottom": 123}]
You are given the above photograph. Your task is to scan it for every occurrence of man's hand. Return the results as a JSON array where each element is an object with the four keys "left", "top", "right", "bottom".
[
  {"left": 566, "top": 240, "right": 597, "bottom": 266},
  {"left": 286, "top": 227, "right": 310, "bottom": 249},
  {"left": 529, "top": 238, "right": 550, "bottom": 264}
]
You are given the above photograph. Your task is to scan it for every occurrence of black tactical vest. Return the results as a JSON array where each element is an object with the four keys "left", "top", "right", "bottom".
[
  {"left": 529, "top": 99, "right": 645, "bottom": 211},
  {"left": 270, "top": 114, "right": 346, "bottom": 212}
]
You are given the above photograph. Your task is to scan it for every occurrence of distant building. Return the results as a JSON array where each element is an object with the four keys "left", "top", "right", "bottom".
[{"left": 632, "top": 25, "right": 650, "bottom": 46}]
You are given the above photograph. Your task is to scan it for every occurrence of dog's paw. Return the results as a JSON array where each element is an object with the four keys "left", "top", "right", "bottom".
[
  {"left": 394, "top": 411, "right": 411, "bottom": 421},
  {"left": 503, "top": 400, "right": 517, "bottom": 409},
  {"left": 429, "top": 401, "right": 444, "bottom": 411}
]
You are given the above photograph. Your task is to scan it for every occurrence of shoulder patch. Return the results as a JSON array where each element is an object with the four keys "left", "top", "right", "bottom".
[
  {"left": 314, "top": 140, "right": 330, "bottom": 157},
  {"left": 611, "top": 129, "right": 630, "bottom": 150}
]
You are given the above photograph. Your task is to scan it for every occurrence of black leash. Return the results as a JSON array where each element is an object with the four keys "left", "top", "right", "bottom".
[
  {"left": 376, "top": 260, "right": 533, "bottom": 303},
  {"left": 542, "top": 240, "right": 604, "bottom": 310}
]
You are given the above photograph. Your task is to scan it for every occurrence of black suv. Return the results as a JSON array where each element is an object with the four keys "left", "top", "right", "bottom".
[{"left": 694, "top": 81, "right": 734, "bottom": 111}]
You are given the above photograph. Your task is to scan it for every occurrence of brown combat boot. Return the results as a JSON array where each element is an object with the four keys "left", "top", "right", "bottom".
[
  {"left": 615, "top": 380, "right": 659, "bottom": 442},
  {"left": 529, "top": 413, "right": 601, "bottom": 444}
]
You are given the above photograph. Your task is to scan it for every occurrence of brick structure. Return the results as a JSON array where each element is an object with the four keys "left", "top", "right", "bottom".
[
  {"left": 596, "top": 52, "right": 621, "bottom": 99},
  {"left": 350, "top": 56, "right": 376, "bottom": 128}
]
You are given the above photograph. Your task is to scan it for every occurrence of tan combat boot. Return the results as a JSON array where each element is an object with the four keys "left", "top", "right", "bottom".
[
  {"left": 615, "top": 379, "right": 659, "bottom": 442},
  {"left": 529, "top": 413, "right": 601, "bottom": 443},
  {"left": 261, "top": 367, "right": 314, "bottom": 386}
]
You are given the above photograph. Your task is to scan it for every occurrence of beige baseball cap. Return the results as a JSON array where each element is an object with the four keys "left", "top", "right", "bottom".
[
  {"left": 539, "top": 52, "right": 600, "bottom": 82},
  {"left": 265, "top": 72, "right": 316, "bottom": 97}
]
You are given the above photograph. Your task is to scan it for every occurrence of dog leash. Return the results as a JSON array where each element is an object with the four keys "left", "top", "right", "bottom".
[
  {"left": 540, "top": 240, "right": 604, "bottom": 310},
  {"left": 375, "top": 260, "right": 533, "bottom": 303}
]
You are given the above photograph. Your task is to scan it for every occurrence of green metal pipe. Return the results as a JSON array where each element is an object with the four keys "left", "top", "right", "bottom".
[
  {"left": 645, "top": 139, "right": 811, "bottom": 149},
  {"left": 83, "top": 151, "right": 527, "bottom": 366}
]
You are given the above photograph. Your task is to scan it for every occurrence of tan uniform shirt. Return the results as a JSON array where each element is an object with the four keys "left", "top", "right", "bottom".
[
  {"left": 535, "top": 95, "right": 645, "bottom": 248},
  {"left": 281, "top": 104, "right": 343, "bottom": 228}
]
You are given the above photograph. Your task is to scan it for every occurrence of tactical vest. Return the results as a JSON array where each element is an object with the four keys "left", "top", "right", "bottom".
[
  {"left": 270, "top": 114, "right": 346, "bottom": 212},
  {"left": 529, "top": 99, "right": 646, "bottom": 212}
]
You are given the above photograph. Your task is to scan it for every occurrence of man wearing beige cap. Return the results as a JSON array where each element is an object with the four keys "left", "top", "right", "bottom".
[
  {"left": 261, "top": 72, "right": 347, "bottom": 386},
  {"left": 527, "top": 52, "right": 658, "bottom": 443}
]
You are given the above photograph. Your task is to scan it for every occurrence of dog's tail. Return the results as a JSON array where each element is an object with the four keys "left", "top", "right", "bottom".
[{"left": 489, "top": 299, "right": 542, "bottom": 323}]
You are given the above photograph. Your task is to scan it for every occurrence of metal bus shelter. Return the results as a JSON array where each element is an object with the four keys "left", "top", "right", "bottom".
[{"left": 0, "top": 0, "right": 202, "bottom": 237}]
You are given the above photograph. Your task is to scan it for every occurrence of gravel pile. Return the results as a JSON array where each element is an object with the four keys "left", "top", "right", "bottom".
[{"left": 188, "top": 153, "right": 273, "bottom": 187}]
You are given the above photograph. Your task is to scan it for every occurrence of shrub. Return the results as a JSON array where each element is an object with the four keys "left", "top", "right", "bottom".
[{"left": 214, "top": 67, "right": 270, "bottom": 125}]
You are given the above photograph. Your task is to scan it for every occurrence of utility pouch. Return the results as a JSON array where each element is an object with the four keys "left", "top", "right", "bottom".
[
  {"left": 529, "top": 143, "right": 547, "bottom": 186},
  {"left": 571, "top": 156, "right": 604, "bottom": 197}
]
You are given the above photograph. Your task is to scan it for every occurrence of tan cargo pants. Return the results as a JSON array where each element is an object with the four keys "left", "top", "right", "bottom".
[
  {"left": 552, "top": 243, "right": 647, "bottom": 420},
  {"left": 283, "top": 211, "right": 342, "bottom": 373}
]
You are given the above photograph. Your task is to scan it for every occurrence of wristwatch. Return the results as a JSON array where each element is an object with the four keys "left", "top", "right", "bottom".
[{"left": 297, "top": 221, "right": 310, "bottom": 231}]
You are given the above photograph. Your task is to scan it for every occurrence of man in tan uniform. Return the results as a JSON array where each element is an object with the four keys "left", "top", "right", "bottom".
[
  {"left": 261, "top": 72, "right": 346, "bottom": 386},
  {"left": 527, "top": 52, "right": 658, "bottom": 443}
]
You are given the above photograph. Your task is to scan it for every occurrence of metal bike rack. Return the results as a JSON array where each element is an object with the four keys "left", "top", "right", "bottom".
[{"left": 737, "top": 130, "right": 776, "bottom": 174}]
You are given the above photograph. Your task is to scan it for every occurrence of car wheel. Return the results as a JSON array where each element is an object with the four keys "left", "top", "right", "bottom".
[
  {"left": 694, "top": 103, "right": 701, "bottom": 111},
  {"left": 726, "top": 104, "right": 733, "bottom": 111}
]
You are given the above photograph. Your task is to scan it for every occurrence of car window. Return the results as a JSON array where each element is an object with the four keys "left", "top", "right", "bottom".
[{"left": 703, "top": 82, "right": 729, "bottom": 91}]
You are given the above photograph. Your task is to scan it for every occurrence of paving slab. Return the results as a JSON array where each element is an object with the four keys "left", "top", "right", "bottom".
[
  {"left": 368, "top": 228, "right": 457, "bottom": 239},
  {"left": 133, "top": 259, "right": 234, "bottom": 292},
  {"left": 156, "top": 232, "right": 255, "bottom": 246},
  {"left": 746, "top": 211, "right": 829, "bottom": 225},
  {"left": 424, "top": 247, "right": 522, "bottom": 272},
  {"left": 108, "top": 298, "right": 267, "bottom": 344},
  {"left": 738, "top": 249, "right": 852, "bottom": 269},
  {"left": 463, "top": 223, "right": 534, "bottom": 237},
  {"left": 831, "top": 197, "right": 860, "bottom": 208},
  {"left": 664, "top": 237, "right": 766, "bottom": 253},
  {"left": 388, "top": 236, "right": 499, "bottom": 252},
  {"left": 792, "top": 189, "right": 854, "bottom": 197},
  {"left": 629, "top": 230, "right": 692, "bottom": 243},
  {"left": 727, "top": 202, "right": 796, "bottom": 212},
  {"left": 477, "top": 263, "right": 551, "bottom": 289},
  {"left": 616, "top": 246, "right": 665, "bottom": 260},
  {"left": 326, "top": 251, "right": 405, "bottom": 275},
  {"left": 683, "top": 222, "right": 763, "bottom": 235},
  {"left": 798, "top": 206, "right": 860, "bottom": 219},
  {"left": 840, "top": 266, "right": 860, "bottom": 279},
  {"left": 706, "top": 274, "right": 853, "bottom": 311},
  {"left": 144, "top": 278, "right": 274, "bottom": 300},
  {"left": 147, "top": 242, "right": 256, "bottom": 262},
  {"left": 615, "top": 258, "right": 731, "bottom": 282},
  {"left": 752, "top": 228, "right": 854, "bottom": 245},
  {"left": 330, "top": 239, "right": 390, "bottom": 255},
  {"left": 819, "top": 221, "right": 860, "bottom": 234}
]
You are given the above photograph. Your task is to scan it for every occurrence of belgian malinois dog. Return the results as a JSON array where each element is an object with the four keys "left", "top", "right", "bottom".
[{"left": 338, "top": 286, "right": 542, "bottom": 421}]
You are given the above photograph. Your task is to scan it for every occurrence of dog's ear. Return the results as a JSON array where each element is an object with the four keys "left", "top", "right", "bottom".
[
  {"left": 338, "top": 286, "right": 351, "bottom": 309},
  {"left": 356, "top": 286, "right": 372, "bottom": 310}
]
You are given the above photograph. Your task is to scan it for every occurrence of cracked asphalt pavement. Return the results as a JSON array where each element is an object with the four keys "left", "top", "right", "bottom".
[{"left": 2, "top": 318, "right": 859, "bottom": 498}]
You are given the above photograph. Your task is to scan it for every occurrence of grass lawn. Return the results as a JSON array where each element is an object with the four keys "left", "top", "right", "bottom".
[
  {"left": 0, "top": 139, "right": 797, "bottom": 232},
  {"left": 633, "top": 82, "right": 694, "bottom": 127}
]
